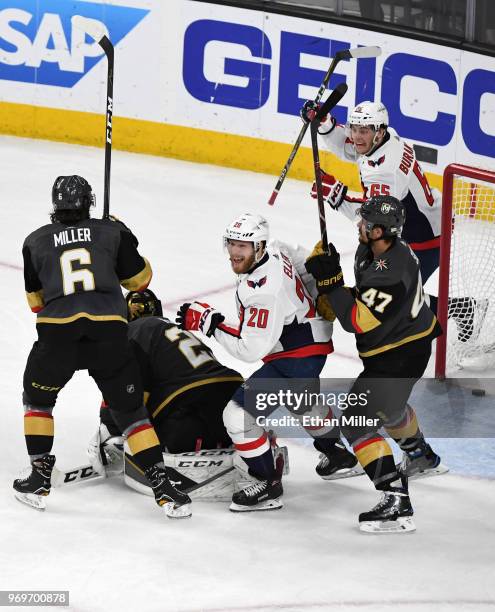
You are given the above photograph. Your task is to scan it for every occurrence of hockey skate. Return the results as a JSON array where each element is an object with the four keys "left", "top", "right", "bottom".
[
  {"left": 399, "top": 440, "right": 449, "bottom": 480},
  {"left": 359, "top": 476, "right": 415, "bottom": 534},
  {"left": 13, "top": 455, "right": 56, "bottom": 511},
  {"left": 230, "top": 478, "right": 283, "bottom": 512},
  {"left": 315, "top": 440, "right": 364, "bottom": 480},
  {"left": 145, "top": 464, "right": 192, "bottom": 519}
]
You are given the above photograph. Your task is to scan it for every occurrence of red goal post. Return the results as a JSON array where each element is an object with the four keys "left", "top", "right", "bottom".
[{"left": 435, "top": 163, "right": 495, "bottom": 379}]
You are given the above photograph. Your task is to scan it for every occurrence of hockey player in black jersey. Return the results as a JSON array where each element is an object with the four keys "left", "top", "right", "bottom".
[
  {"left": 14, "top": 176, "right": 190, "bottom": 518},
  {"left": 90, "top": 289, "right": 243, "bottom": 462},
  {"left": 306, "top": 195, "right": 444, "bottom": 533}
]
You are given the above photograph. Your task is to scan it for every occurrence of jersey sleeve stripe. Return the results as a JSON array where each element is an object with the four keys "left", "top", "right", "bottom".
[
  {"left": 26, "top": 289, "right": 44, "bottom": 312},
  {"left": 120, "top": 257, "right": 152, "bottom": 292}
]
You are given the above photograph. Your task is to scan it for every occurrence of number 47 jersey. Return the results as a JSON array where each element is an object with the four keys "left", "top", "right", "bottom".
[
  {"left": 341, "top": 239, "right": 441, "bottom": 358},
  {"left": 212, "top": 242, "right": 334, "bottom": 363}
]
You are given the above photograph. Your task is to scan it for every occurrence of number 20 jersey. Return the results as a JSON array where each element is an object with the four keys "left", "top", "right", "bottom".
[{"left": 212, "top": 242, "right": 334, "bottom": 363}]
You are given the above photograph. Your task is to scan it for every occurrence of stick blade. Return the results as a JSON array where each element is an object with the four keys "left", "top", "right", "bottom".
[
  {"left": 348, "top": 45, "right": 382, "bottom": 59},
  {"left": 71, "top": 15, "right": 108, "bottom": 43},
  {"left": 317, "top": 82, "right": 348, "bottom": 120}
]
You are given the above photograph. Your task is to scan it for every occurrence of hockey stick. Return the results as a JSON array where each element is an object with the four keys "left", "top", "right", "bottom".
[
  {"left": 268, "top": 45, "right": 381, "bottom": 206},
  {"left": 72, "top": 18, "right": 114, "bottom": 219},
  {"left": 310, "top": 84, "right": 349, "bottom": 252}
]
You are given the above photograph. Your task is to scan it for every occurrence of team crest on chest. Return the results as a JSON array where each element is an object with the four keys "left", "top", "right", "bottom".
[
  {"left": 368, "top": 155, "right": 385, "bottom": 167},
  {"left": 247, "top": 276, "right": 267, "bottom": 289},
  {"left": 374, "top": 258, "right": 388, "bottom": 271}
]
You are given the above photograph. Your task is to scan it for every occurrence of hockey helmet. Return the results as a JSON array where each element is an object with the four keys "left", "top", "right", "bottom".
[
  {"left": 348, "top": 101, "right": 389, "bottom": 131},
  {"left": 52, "top": 175, "right": 95, "bottom": 211},
  {"left": 223, "top": 213, "right": 269, "bottom": 262},
  {"left": 359, "top": 196, "right": 406, "bottom": 239},
  {"left": 126, "top": 289, "right": 163, "bottom": 321}
]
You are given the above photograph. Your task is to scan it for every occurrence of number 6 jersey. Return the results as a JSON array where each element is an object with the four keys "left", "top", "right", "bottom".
[
  {"left": 23, "top": 218, "right": 152, "bottom": 325},
  {"left": 212, "top": 242, "right": 334, "bottom": 363}
]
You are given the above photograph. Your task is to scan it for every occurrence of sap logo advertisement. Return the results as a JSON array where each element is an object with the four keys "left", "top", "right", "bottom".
[
  {"left": 0, "top": 0, "right": 148, "bottom": 87},
  {"left": 183, "top": 19, "right": 495, "bottom": 159}
]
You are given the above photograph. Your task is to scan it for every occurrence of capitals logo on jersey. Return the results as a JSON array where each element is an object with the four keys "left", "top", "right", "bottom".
[
  {"left": 368, "top": 155, "right": 386, "bottom": 167},
  {"left": 247, "top": 276, "right": 267, "bottom": 289}
]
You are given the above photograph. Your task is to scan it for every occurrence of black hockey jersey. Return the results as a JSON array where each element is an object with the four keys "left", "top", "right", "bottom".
[
  {"left": 23, "top": 218, "right": 151, "bottom": 324},
  {"left": 128, "top": 317, "right": 243, "bottom": 418},
  {"left": 324, "top": 239, "right": 441, "bottom": 357}
]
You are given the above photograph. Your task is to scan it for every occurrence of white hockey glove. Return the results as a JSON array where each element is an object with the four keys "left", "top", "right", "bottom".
[
  {"left": 311, "top": 170, "right": 348, "bottom": 211},
  {"left": 87, "top": 424, "right": 124, "bottom": 477}
]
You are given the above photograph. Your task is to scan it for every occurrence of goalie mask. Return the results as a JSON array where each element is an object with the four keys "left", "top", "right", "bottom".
[
  {"left": 359, "top": 196, "right": 406, "bottom": 239},
  {"left": 126, "top": 289, "right": 163, "bottom": 321},
  {"left": 223, "top": 213, "right": 269, "bottom": 264}
]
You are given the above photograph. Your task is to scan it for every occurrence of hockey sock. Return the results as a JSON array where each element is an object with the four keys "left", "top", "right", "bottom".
[
  {"left": 24, "top": 407, "right": 54, "bottom": 460},
  {"left": 242, "top": 448, "right": 277, "bottom": 482},
  {"left": 99, "top": 400, "right": 123, "bottom": 437},
  {"left": 384, "top": 405, "right": 423, "bottom": 452},
  {"left": 124, "top": 421, "right": 163, "bottom": 471},
  {"left": 353, "top": 434, "right": 398, "bottom": 490}
]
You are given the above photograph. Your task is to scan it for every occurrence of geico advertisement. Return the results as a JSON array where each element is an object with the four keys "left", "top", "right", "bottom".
[
  {"left": 0, "top": 0, "right": 494, "bottom": 172},
  {"left": 175, "top": 2, "right": 495, "bottom": 172}
]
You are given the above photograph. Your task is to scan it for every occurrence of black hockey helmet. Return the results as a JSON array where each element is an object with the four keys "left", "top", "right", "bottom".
[
  {"left": 359, "top": 195, "right": 406, "bottom": 239},
  {"left": 52, "top": 175, "right": 95, "bottom": 212},
  {"left": 126, "top": 289, "right": 163, "bottom": 321}
]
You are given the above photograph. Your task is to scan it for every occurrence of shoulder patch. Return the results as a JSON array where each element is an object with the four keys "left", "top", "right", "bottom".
[
  {"left": 368, "top": 155, "right": 386, "bottom": 167},
  {"left": 374, "top": 258, "right": 389, "bottom": 271}
]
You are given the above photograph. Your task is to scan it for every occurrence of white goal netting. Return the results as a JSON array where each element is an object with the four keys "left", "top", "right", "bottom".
[{"left": 445, "top": 174, "right": 495, "bottom": 372}]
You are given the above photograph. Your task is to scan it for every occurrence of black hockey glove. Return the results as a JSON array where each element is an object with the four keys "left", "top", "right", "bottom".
[
  {"left": 300, "top": 100, "right": 321, "bottom": 124},
  {"left": 305, "top": 241, "right": 344, "bottom": 294}
]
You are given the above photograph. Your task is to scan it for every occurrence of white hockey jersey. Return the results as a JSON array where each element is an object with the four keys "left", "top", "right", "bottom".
[
  {"left": 320, "top": 126, "right": 442, "bottom": 250},
  {"left": 212, "top": 242, "right": 333, "bottom": 363}
]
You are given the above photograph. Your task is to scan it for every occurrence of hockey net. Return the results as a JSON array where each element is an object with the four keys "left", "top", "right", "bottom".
[{"left": 435, "top": 164, "right": 495, "bottom": 378}]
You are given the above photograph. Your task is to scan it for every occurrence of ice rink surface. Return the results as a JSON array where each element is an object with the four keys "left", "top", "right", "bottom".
[{"left": 1, "top": 136, "right": 494, "bottom": 612}]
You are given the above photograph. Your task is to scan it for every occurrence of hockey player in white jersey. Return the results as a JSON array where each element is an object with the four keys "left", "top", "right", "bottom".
[
  {"left": 301, "top": 100, "right": 442, "bottom": 292},
  {"left": 176, "top": 213, "right": 335, "bottom": 512}
]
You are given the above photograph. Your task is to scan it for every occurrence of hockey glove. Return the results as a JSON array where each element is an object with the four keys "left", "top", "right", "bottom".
[
  {"left": 305, "top": 241, "right": 344, "bottom": 294},
  {"left": 176, "top": 302, "right": 225, "bottom": 337},
  {"left": 311, "top": 170, "right": 348, "bottom": 211},
  {"left": 300, "top": 100, "right": 322, "bottom": 124}
]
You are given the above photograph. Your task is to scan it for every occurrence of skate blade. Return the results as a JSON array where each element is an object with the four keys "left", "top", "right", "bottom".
[
  {"left": 161, "top": 501, "right": 192, "bottom": 519},
  {"left": 359, "top": 516, "right": 416, "bottom": 534},
  {"left": 319, "top": 465, "right": 364, "bottom": 481},
  {"left": 229, "top": 498, "right": 283, "bottom": 513},
  {"left": 409, "top": 464, "right": 449, "bottom": 480},
  {"left": 14, "top": 491, "right": 47, "bottom": 511}
]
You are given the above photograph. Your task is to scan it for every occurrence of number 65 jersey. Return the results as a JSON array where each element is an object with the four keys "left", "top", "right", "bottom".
[
  {"left": 324, "top": 239, "right": 441, "bottom": 358},
  {"left": 212, "top": 242, "right": 334, "bottom": 363}
]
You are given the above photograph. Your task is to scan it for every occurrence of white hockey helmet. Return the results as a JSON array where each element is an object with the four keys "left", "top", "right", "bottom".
[
  {"left": 348, "top": 101, "right": 389, "bottom": 131},
  {"left": 223, "top": 213, "right": 269, "bottom": 262}
]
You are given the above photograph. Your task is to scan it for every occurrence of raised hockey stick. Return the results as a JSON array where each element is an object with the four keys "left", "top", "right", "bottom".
[
  {"left": 72, "top": 18, "right": 114, "bottom": 219},
  {"left": 268, "top": 45, "right": 381, "bottom": 206},
  {"left": 310, "top": 84, "right": 349, "bottom": 252}
]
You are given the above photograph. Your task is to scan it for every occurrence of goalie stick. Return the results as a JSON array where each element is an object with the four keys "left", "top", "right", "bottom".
[
  {"left": 310, "top": 83, "right": 349, "bottom": 252},
  {"left": 267, "top": 45, "right": 381, "bottom": 206},
  {"left": 72, "top": 18, "right": 114, "bottom": 219}
]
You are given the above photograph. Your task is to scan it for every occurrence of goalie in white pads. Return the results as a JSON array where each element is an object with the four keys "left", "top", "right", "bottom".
[
  {"left": 87, "top": 289, "right": 288, "bottom": 503},
  {"left": 177, "top": 213, "right": 336, "bottom": 512}
]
